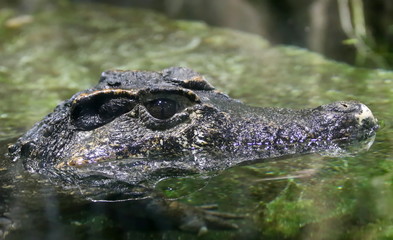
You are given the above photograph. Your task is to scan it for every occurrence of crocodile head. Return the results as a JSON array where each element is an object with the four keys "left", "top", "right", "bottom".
[{"left": 9, "top": 67, "right": 378, "bottom": 184}]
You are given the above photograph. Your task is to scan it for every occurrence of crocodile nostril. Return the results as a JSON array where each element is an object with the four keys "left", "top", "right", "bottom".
[
  {"left": 334, "top": 101, "right": 360, "bottom": 113},
  {"left": 341, "top": 103, "right": 348, "bottom": 108},
  {"left": 315, "top": 101, "right": 360, "bottom": 113}
]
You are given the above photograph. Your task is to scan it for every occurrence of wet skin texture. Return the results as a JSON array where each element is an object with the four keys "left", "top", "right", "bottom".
[{"left": 7, "top": 67, "right": 378, "bottom": 234}]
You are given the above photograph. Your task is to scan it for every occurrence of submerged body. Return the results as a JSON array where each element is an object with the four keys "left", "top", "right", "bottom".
[{"left": 7, "top": 67, "right": 378, "bottom": 233}]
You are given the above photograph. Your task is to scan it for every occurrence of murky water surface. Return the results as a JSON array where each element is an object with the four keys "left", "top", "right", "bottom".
[{"left": 0, "top": 3, "right": 393, "bottom": 240}]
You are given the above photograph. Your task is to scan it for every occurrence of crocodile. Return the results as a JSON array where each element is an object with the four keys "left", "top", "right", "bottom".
[{"left": 6, "top": 67, "right": 378, "bottom": 235}]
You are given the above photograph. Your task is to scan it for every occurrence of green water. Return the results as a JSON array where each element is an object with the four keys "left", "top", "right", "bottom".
[{"left": 1, "top": 3, "right": 393, "bottom": 240}]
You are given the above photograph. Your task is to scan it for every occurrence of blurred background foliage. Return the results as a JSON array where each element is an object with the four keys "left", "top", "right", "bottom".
[{"left": 1, "top": 0, "right": 392, "bottom": 70}]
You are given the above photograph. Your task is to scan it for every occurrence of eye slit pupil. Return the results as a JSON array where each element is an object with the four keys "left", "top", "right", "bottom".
[{"left": 145, "top": 98, "right": 178, "bottom": 120}]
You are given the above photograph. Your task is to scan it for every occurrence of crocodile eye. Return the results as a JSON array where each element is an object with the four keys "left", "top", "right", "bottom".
[
  {"left": 140, "top": 89, "right": 200, "bottom": 130},
  {"left": 145, "top": 98, "right": 178, "bottom": 120}
]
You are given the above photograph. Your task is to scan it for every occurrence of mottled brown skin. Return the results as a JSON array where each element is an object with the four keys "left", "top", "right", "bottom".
[{"left": 7, "top": 67, "right": 378, "bottom": 234}]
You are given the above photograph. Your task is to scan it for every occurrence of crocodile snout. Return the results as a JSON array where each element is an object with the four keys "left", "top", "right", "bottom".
[
  {"left": 316, "top": 101, "right": 379, "bottom": 144},
  {"left": 317, "top": 101, "right": 378, "bottom": 129}
]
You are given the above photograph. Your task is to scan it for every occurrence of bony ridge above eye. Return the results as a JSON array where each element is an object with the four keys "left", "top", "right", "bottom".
[{"left": 70, "top": 89, "right": 137, "bottom": 131}]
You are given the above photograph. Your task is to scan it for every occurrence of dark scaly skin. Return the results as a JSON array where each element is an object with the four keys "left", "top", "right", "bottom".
[{"left": 7, "top": 67, "right": 378, "bottom": 234}]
